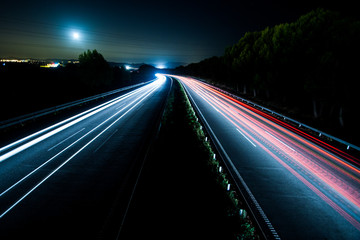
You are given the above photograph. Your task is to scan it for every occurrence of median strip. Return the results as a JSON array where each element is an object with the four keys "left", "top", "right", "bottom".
[{"left": 121, "top": 78, "right": 257, "bottom": 239}]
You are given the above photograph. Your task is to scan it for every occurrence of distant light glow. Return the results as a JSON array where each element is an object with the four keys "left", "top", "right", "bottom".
[
  {"left": 0, "top": 80, "right": 165, "bottom": 219},
  {"left": 72, "top": 31, "right": 80, "bottom": 40},
  {"left": 1, "top": 59, "right": 29, "bottom": 63},
  {"left": 156, "top": 64, "right": 166, "bottom": 69},
  {"left": 0, "top": 81, "right": 162, "bottom": 163},
  {"left": 155, "top": 73, "right": 166, "bottom": 83},
  {"left": 40, "top": 62, "right": 60, "bottom": 68}
]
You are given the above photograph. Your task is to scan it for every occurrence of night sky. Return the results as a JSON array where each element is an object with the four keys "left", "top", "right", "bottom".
[{"left": 0, "top": 0, "right": 356, "bottom": 67}]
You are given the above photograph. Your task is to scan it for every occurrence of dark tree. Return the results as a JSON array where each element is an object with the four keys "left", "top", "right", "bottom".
[
  {"left": 78, "top": 49, "right": 112, "bottom": 93},
  {"left": 79, "top": 49, "right": 109, "bottom": 69},
  {"left": 177, "top": 8, "right": 360, "bottom": 144}
]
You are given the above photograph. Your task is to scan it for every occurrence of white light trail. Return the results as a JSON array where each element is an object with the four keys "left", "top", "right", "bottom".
[
  {"left": 0, "top": 81, "right": 162, "bottom": 163},
  {"left": 0, "top": 78, "right": 165, "bottom": 219}
]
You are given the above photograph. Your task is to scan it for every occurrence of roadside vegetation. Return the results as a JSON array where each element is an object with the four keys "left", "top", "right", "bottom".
[
  {"left": 178, "top": 79, "right": 259, "bottom": 239},
  {"left": 0, "top": 49, "right": 156, "bottom": 121},
  {"left": 122, "top": 79, "right": 257, "bottom": 239},
  {"left": 175, "top": 8, "right": 360, "bottom": 145}
]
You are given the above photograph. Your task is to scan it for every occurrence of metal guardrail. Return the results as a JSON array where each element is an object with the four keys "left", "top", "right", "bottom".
[
  {"left": 0, "top": 80, "right": 155, "bottom": 130},
  {"left": 194, "top": 77, "right": 360, "bottom": 152},
  {"left": 178, "top": 78, "right": 280, "bottom": 239}
]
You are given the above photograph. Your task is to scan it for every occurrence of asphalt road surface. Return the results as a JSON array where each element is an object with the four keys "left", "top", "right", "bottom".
[
  {"left": 0, "top": 76, "right": 169, "bottom": 239},
  {"left": 175, "top": 75, "right": 360, "bottom": 240}
]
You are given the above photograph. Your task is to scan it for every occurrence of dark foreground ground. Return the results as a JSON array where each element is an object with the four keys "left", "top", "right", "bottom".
[{"left": 120, "top": 79, "right": 242, "bottom": 239}]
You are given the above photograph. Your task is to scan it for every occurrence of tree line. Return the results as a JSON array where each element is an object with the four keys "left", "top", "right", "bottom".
[
  {"left": 176, "top": 9, "right": 360, "bottom": 144},
  {"left": 0, "top": 49, "right": 157, "bottom": 121}
]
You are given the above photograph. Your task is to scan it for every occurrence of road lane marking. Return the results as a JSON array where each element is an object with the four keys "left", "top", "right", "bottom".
[
  {"left": 1, "top": 83, "right": 160, "bottom": 198},
  {"left": 1, "top": 98, "right": 137, "bottom": 198},
  {"left": 0, "top": 80, "right": 163, "bottom": 219},
  {"left": 93, "top": 129, "right": 118, "bottom": 153},
  {"left": 180, "top": 84, "right": 279, "bottom": 238},
  {"left": 115, "top": 103, "right": 126, "bottom": 110},
  {"left": 265, "top": 131, "right": 295, "bottom": 152},
  {"left": 236, "top": 128, "right": 256, "bottom": 147},
  {"left": 0, "top": 84, "right": 150, "bottom": 162},
  {"left": 211, "top": 105, "right": 219, "bottom": 112},
  {"left": 47, "top": 128, "right": 85, "bottom": 151},
  {"left": 1, "top": 109, "right": 124, "bottom": 198},
  {"left": 179, "top": 76, "right": 360, "bottom": 236}
]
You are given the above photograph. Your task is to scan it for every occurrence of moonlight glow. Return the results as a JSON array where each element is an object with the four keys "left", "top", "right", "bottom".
[{"left": 72, "top": 32, "right": 80, "bottom": 40}]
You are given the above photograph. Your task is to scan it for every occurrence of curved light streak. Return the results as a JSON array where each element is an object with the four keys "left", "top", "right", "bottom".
[{"left": 176, "top": 75, "right": 360, "bottom": 231}]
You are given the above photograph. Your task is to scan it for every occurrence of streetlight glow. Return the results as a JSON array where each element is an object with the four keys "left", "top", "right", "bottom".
[{"left": 156, "top": 64, "right": 166, "bottom": 69}]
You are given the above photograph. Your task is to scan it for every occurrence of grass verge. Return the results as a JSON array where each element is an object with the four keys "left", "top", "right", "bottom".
[{"left": 121, "top": 78, "right": 257, "bottom": 239}]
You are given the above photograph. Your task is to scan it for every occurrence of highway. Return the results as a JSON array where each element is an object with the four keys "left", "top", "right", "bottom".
[
  {"left": 0, "top": 75, "right": 169, "bottom": 239},
  {"left": 175, "top": 75, "right": 360, "bottom": 239}
]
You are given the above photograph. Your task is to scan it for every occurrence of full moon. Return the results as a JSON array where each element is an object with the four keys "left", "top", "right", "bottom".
[{"left": 72, "top": 32, "right": 80, "bottom": 40}]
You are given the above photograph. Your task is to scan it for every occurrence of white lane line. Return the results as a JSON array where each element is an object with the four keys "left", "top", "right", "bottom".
[
  {"left": 0, "top": 84, "right": 159, "bottom": 198},
  {"left": 47, "top": 128, "right": 85, "bottom": 151},
  {"left": 0, "top": 128, "right": 91, "bottom": 198},
  {"left": 115, "top": 103, "right": 126, "bottom": 110},
  {"left": 182, "top": 83, "right": 280, "bottom": 239},
  {"left": 1, "top": 103, "right": 130, "bottom": 198},
  {"left": 0, "top": 81, "right": 162, "bottom": 219},
  {"left": 1, "top": 107, "right": 129, "bottom": 197},
  {"left": 236, "top": 128, "right": 256, "bottom": 147},
  {"left": 0, "top": 88, "right": 140, "bottom": 154},
  {"left": 265, "top": 131, "right": 295, "bottom": 152},
  {"left": 0, "top": 128, "right": 92, "bottom": 199},
  {"left": 93, "top": 129, "right": 118, "bottom": 153},
  {"left": 212, "top": 105, "right": 219, "bottom": 112},
  {"left": 0, "top": 83, "right": 153, "bottom": 163}
]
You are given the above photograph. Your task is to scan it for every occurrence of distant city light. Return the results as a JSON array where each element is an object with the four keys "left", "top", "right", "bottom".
[
  {"left": 124, "top": 65, "right": 139, "bottom": 71},
  {"left": 0, "top": 59, "right": 30, "bottom": 63},
  {"left": 40, "top": 62, "right": 60, "bottom": 68}
]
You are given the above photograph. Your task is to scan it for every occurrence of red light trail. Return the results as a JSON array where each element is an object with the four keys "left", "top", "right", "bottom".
[{"left": 176, "top": 75, "right": 360, "bottom": 232}]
